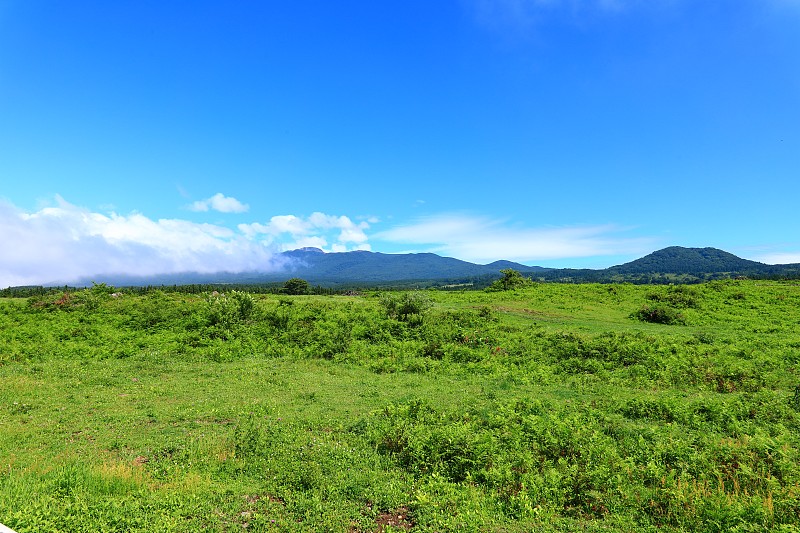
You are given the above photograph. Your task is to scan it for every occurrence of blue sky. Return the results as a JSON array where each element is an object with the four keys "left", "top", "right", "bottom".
[{"left": 1, "top": 0, "right": 798, "bottom": 286}]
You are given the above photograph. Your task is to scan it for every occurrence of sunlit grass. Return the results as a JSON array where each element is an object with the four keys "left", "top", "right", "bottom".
[{"left": 1, "top": 280, "right": 799, "bottom": 531}]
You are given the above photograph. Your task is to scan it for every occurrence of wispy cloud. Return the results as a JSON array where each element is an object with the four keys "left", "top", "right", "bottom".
[
  {"left": 189, "top": 192, "right": 249, "bottom": 213},
  {"left": 374, "top": 213, "right": 654, "bottom": 264},
  {"left": 752, "top": 252, "right": 800, "bottom": 265},
  {"left": 768, "top": 0, "right": 800, "bottom": 11},
  {"left": 0, "top": 197, "right": 281, "bottom": 286},
  {"left": 467, "top": 0, "right": 647, "bottom": 32}
]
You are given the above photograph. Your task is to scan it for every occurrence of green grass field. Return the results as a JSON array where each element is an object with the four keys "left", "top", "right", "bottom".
[{"left": 1, "top": 281, "right": 799, "bottom": 531}]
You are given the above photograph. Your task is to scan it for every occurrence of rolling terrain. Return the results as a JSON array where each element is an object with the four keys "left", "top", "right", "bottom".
[{"left": 1, "top": 280, "right": 799, "bottom": 531}]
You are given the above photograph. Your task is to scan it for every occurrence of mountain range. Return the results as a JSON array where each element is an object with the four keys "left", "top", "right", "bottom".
[
  {"left": 61, "top": 246, "right": 800, "bottom": 288},
  {"left": 535, "top": 246, "right": 800, "bottom": 284}
]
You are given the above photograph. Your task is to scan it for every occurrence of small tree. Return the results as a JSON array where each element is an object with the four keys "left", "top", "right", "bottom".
[
  {"left": 90, "top": 282, "right": 116, "bottom": 296},
  {"left": 487, "top": 269, "right": 532, "bottom": 292},
  {"left": 283, "top": 278, "right": 311, "bottom": 295}
]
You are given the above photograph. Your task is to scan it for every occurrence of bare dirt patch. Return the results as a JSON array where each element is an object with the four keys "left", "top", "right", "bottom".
[{"left": 374, "top": 506, "right": 413, "bottom": 532}]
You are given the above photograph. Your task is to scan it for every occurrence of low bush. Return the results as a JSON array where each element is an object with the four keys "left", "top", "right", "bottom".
[
  {"left": 379, "top": 292, "right": 432, "bottom": 322},
  {"left": 204, "top": 290, "right": 257, "bottom": 329},
  {"left": 647, "top": 285, "right": 701, "bottom": 309},
  {"left": 631, "top": 304, "right": 686, "bottom": 325}
]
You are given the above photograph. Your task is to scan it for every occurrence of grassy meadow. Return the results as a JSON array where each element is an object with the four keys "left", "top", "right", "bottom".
[{"left": 1, "top": 280, "right": 800, "bottom": 531}]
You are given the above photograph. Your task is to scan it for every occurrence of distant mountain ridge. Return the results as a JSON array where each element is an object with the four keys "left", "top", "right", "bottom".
[
  {"left": 56, "top": 246, "right": 800, "bottom": 287},
  {"left": 534, "top": 247, "right": 800, "bottom": 283},
  {"left": 608, "top": 247, "right": 766, "bottom": 275},
  {"left": 280, "top": 247, "right": 545, "bottom": 282}
]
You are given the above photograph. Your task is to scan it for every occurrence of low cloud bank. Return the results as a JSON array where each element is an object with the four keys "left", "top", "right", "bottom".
[
  {"left": 0, "top": 197, "right": 380, "bottom": 287},
  {"left": 0, "top": 197, "right": 284, "bottom": 287}
]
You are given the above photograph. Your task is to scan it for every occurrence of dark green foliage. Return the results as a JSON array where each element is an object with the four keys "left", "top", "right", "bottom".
[
  {"left": 792, "top": 385, "right": 800, "bottom": 412},
  {"left": 487, "top": 268, "right": 533, "bottom": 291},
  {"left": 282, "top": 277, "right": 311, "bottom": 295},
  {"left": 611, "top": 246, "right": 764, "bottom": 275},
  {"left": 631, "top": 304, "right": 686, "bottom": 325}
]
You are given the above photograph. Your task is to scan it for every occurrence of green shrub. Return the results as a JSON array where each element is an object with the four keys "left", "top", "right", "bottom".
[
  {"left": 486, "top": 269, "right": 532, "bottom": 292},
  {"left": 205, "top": 290, "right": 257, "bottom": 330},
  {"left": 631, "top": 304, "right": 686, "bottom": 325},
  {"left": 380, "top": 292, "right": 432, "bottom": 322},
  {"left": 621, "top": 396, "right": 683, "bottom": 423},
  {"left": 647, "top": 285, "right": 701, "bottom": 309}
]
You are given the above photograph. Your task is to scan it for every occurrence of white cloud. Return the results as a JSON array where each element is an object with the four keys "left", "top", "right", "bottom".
[
  {"left": 189, "top": 192, "right": 249, "bottom": 213},
  {"left": 293, "top": 236, "right": 329, "bottom": 250},
  {"left": 238, "top": 212, "right": 371, "bottom": 252},
  {"left": 266, "top": 215, "right": 312, "bottom": 236},
  {"left": 0, "top": 197, "right": 284, "bottom": 286},
  {"left": 374, "top": 213, "right": 654, "bottom": 264}
]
